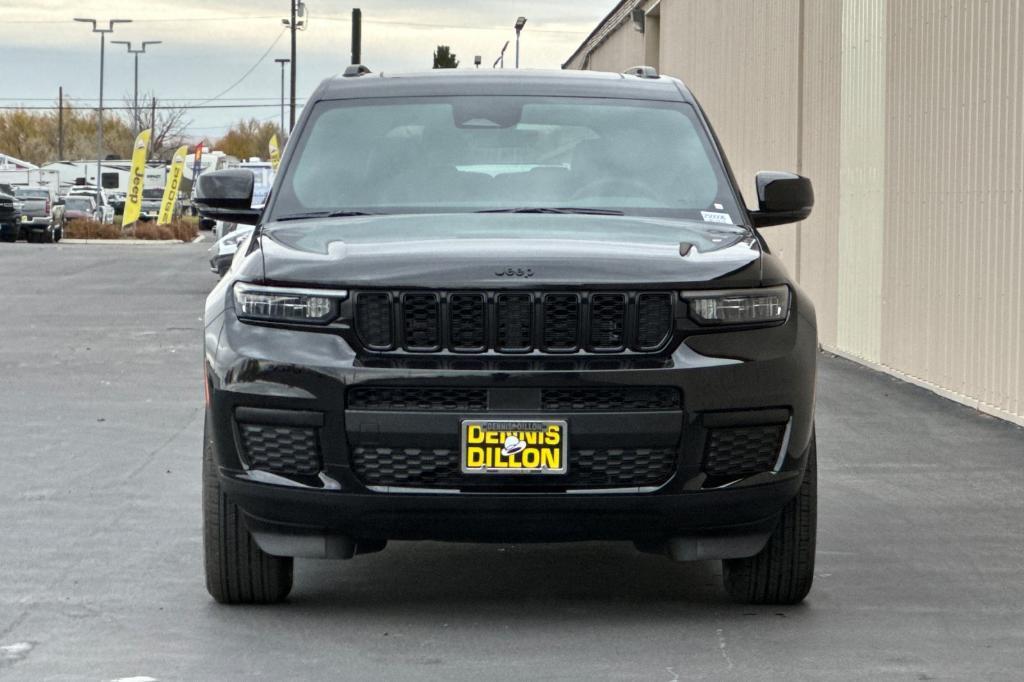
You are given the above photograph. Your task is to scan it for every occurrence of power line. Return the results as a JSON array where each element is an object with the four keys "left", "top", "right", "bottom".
[
  {"left": 192, "top": 28, "right": 287, "bottom": 107},
  {"left": 2, "top": 12, "right": 587, "bottom": 34},
  {"left": 0, "top": 103, "right": 298, "bottom": 111},
  {"left": 1, "top": 15, "right": 279, "bottom": 24}
]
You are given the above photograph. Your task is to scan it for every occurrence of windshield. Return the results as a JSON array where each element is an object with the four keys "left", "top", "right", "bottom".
[
  {"left": 269, "top": 96, "right": 742, "bottom": 224},
  {"left": 15, "top": 188, "right": 48, "bottom": 199},
  {"left": 66, "top": 198, "right": 92, "bottom": 211}
]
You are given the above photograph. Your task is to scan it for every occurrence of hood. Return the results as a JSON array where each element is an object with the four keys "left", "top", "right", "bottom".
[{"left": 258, "top": 213, "right": 762, "bottom": 288}]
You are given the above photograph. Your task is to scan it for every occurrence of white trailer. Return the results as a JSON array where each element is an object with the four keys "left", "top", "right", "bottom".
[
  {"left": 39, "top": 160, "right": 167, "bottom": 194},
  {"left": 0, "top": 168, "right": 61, "bottom": 195}
]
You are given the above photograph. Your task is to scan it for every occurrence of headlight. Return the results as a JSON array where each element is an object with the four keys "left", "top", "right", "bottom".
[
  {"left": 681, "top": 285, "right": 790, "bottom": 325},
  {"left": 233, "top": 283, "right": 347, "bottom": 324}
]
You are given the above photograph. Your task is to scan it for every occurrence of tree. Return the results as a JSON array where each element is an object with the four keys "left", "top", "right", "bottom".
[
  {"left": 123, "top": 92, "right": 192, "bottom": 161},
  {"left": 433, "top": 45, "right": 459, "bottom": 69},
  {"left": 215, "top": 119, "right": 283, "bottom": 161},
  {"left": 0, "top": 101, "right": 135, "bottom": 165}
]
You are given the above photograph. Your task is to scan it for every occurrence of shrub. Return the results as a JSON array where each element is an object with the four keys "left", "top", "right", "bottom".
[{"left": 64, "top": 219, "right": 121, "bottom": 239}]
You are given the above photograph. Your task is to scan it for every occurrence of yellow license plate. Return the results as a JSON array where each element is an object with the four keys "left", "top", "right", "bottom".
[{"left": 461, "top": 420, "right": 568, "bottom": 474}]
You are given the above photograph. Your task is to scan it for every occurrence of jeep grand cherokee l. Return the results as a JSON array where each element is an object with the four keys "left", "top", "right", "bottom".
[{"left": 196, "top": 67, "right": 818, "bottom": 606}]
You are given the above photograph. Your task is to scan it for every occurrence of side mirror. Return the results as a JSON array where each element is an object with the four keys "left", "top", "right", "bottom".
[
  {"left": 194, "top": 169, "right": 261, "bottom": 225},
  {"left": 750, "top": 172, "right": 813, "bottom": 228}
]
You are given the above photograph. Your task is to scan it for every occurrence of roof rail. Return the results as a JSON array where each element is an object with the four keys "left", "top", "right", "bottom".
[
  {"left": 343, "top": 64, "right": 372, "bottom": 77},
  {"left": 623, "top": 65, "right": 659, "bottom": 79}
]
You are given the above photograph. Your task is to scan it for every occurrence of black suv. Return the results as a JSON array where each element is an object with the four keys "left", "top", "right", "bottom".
[{"left": 196, "top": 67, "right": 818, "bottom": 605}]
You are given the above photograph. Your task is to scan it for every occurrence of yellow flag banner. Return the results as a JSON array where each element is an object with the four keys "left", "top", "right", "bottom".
[
  {"left": 121, "top": 129, "right": 151, "bottom": 226},
  {"left": 269, "top": 134, "right": 281, "bottom": 171},
  {"left": 157, "top": 145, "right": 189, "bottom": 225}
]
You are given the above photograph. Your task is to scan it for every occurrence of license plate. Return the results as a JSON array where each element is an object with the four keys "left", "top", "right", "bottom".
[{"left": 461, "top": 419, "right": 568, "bottom": 474}]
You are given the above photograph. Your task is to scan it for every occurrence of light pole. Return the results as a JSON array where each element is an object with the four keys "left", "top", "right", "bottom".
[
  {"left": 111, "top": 40, "right": 162, "bottom": 135},
  {"left": 274, "top": 58, "right": 290, "bottom": 137},
  {"left": 514, "top": 17, "right": 527, "bottom": 68},
  {"left": 75, "top": 18, "right": 132, "bottom": 190},
  {"left": 493, "top": 41, "right": 509, "bottom": 69}
]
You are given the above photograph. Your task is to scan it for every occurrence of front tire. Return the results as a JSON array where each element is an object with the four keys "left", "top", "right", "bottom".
[
  {"left": 722, "top": 432, "right": 817, "bottom": 605},
  {"left": 203, "top": 417, "right": 293, "bottom": 604}
]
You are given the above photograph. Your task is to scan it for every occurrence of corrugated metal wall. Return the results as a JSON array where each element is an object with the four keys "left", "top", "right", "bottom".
[{"left": 567, "top": 0, "right": 1024, "bottom": 426}]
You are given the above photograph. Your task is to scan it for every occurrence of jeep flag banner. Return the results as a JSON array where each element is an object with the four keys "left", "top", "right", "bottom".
[
  {"left": 157, "top": 145, "right": 188, "bottom": 225},
  {"left": 121, "top": 129, "right": 151, "bottom": 226},
  {"left": 269, "top": 134, "right": 281, "bottom": 171}
]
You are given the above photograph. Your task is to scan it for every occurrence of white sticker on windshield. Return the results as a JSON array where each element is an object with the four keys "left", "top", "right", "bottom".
[{"left": 701, "top": 211, "right": 733, "bottom": 225}]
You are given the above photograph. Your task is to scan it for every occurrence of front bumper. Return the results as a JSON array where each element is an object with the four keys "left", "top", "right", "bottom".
[{"left": 205, "top": 285, "right": 817, "bottom": 555}]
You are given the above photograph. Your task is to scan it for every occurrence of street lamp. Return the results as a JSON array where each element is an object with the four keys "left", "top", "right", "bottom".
[
  {"left": 514, "top": 16, "right": 527, "bottom": 68},
  {"left": 274, "top": 58, "right": 291, "bottom": 137},
  {"left": 75, "top": 18, "right": 132, "bottom": 191},
  {"left": 111, "top": 40, "right": 162, "bottom": 135},
  {"left": 493, "top": 41, "right": 509, "bottom": 69}
]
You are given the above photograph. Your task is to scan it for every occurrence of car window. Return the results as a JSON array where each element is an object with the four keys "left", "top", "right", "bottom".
[
  {"left": 143, "top": 189, "right": 164, "bottom": 199},
  {"left": 15, "top": 189, "right": 49, "bottom": 199},
  {"left": 271, "top": 96, "right": 741, "bottom": 222}
]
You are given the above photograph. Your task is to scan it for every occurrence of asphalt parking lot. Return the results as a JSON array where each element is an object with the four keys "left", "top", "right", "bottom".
[{"left": 1, "top": 241, "right": 1022, "bottom": 680}]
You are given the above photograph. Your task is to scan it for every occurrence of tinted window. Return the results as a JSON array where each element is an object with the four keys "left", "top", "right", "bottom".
[{"left": 271, "top": 96, "right": 741, "bottom": 223}]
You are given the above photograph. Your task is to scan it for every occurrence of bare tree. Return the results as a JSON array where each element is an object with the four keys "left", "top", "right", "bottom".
[{"left": 122, "top": 91, "right": 192, "bottom": 160}]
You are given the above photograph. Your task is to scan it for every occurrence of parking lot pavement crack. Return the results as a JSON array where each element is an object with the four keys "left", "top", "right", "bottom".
[{"left": 124, "top": 406, "right": 201, "bottom": 482}]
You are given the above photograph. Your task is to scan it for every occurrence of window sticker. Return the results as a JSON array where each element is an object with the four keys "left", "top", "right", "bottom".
[{"left": 701, "top": 211, "right": 733, "bottom": 225}]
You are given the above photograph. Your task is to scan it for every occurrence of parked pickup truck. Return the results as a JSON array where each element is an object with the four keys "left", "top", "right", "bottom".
[
  {"left": 0, "top": 183, "right": 23, "bottom": 242},
  {"left": 14, "top": 186, "right": 65, "bottom": 243}
]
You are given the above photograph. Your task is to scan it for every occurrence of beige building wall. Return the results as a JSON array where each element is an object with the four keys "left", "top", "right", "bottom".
[{"left": 565, "top": 0, "right": 1024, "bottom": 426}]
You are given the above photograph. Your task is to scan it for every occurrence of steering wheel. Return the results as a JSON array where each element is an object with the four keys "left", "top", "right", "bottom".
[{"left": 570, "top": 177, "right": 661, "bottom": 202}]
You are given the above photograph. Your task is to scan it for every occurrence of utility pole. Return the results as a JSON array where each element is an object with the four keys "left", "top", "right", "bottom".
[
  {"left": 274, "top": 58, "right": 290, "bottom": 137},
  {"left": 351, "top": 8, "right": 362, "bottom": 65},
  {"left": 58, "top": 87, "right": 64, "bottom": 161},
  {"left": 111, "top": 40, "right": 162, "bottom": 135},
  {"left": 75, "top": 17, "right": 132, "bottom": 189}
]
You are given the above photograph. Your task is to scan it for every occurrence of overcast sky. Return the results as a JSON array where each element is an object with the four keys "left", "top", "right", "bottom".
[{"left": 0, "top": 1, "right": 608, "bottom": 140}]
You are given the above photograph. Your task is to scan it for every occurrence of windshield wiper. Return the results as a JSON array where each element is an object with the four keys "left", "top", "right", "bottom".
[
  {"left": 273, "top": 210, "right": 379, "bottom": 222},
  {"left": 476, "top": 207, "right": 625, "bottom": 216}
]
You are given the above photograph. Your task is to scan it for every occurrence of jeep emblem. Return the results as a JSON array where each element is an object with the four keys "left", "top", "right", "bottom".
[{"left": 495, "top": 267, "right": 534, "bottom": 278}]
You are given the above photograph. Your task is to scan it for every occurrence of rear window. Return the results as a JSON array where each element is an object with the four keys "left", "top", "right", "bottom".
[{"left": 15, "top": 188, "right": 49, "bottom": 199}]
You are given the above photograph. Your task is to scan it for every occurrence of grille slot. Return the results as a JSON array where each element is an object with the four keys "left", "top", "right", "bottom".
[
  {"left": 355, "top": 293, "right": 393, "bottom": 350},
  {"left": 401, "top": 293, "right": 441, "bottom": 350},
  {"left": 351, "top": 446, "right": 677, "bottom": 489},
  {"left": 704, "top": 424, "right": 786, "bottom": 478},
  {"left": 448, "top": 293, "right": 486, "bottom": 351},
  {"left": 541, "top": 387, "right": 680, "bottom": 411},
  {"left": 348, "top": 386, "right": 488, "bottom": 411},
  {"left": 352, "top": 290, "right": 674, "bottom": 354},
  {"left": 590, "top": 293, "right": 627, "bottom": 350},
  {"left": 635, "top": 293, "right": 673, "bottom": 350},
  {"left": 496, "top": 293, "right": 533, "bottom": 351},
  {"left": 239, "top": 424, "right": 321, "bottom": 475},
  {"left": 542, "top": 293, "right": 581, "bottom": 351}
]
